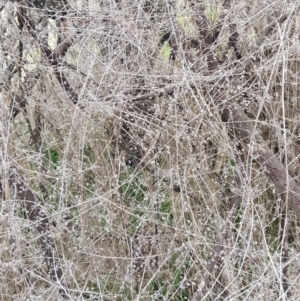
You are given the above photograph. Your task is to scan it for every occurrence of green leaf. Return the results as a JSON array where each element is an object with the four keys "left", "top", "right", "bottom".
[{"left": 229, "top": 158, "right": 235, "bottom": 166}]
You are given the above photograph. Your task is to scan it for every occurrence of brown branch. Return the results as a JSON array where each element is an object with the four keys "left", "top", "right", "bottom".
[
  {"left": 224, "top": 0, "right": 242, "bottom": 61},
  {"left": 24, "top": 16, "right": 80, "bottom": 106},
  {"left": 221, "top": 107, "right": 300, "bottom": 217},
  {"left": 223, "top": 105, "right": 300, "bottom": 296},
  {"left": 188, "top": 1, "right": 300, "bottom": 217},
  {"left": 2, "top": 7, "right": 79, "bottom": 108},
  {"left": 255, "top": 15, "right": 288, "bottom": 48},
  {"left": 8, "top": 171, "right": 70, "bottom": 299},
  {"left": 9, "top": 71, "right": 40, "bottom": 119},
  {"left": 120, "top": 70, "right": 241, "bottom": 103},
  {"left": 187, "top": 4, "right": 297, "bottom": 300},
  {"left": 53, "top": 69, "right": 80, "bottom": 105},
  {"left": 17, "top": 5, "right": 25, "bottom": 77}
]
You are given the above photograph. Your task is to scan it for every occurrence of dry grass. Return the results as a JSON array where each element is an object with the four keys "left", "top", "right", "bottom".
[{"left": 1, "top": 0, "right": 300, "bottom": 300}]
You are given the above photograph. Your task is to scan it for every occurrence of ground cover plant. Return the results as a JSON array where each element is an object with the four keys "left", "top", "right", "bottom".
[{"left": 1, "top": 0, "right": 300, "bottom": 300}]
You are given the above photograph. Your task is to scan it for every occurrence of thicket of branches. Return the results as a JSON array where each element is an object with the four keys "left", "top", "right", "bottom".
[{"left": 1, "top": 0, "right": 300, "bottom": 300}]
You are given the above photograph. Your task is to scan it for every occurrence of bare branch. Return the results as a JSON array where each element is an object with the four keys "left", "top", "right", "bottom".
[{"left": 8, "top": 170, "right": 70, "bottom": 299}]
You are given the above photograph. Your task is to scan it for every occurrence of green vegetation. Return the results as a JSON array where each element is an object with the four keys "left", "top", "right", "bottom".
[
  {"left": 159, "top": 200, "right": 174, "bottom": 224},
  {"left": 44, "top": 147, "right": 60, "bottom": 166},
  {"left": 3, "top": 0, "right": 300, "bottom": 300},
  {"left": 150, "top": 253, "right": 192, "bottom": 300},
  {"left": 119, "top": 167, "right": 147, "bottom": 205},
  {"left": 177, "top": 13, "right": 195, "bottom": 35},
  {"left": 161, "top": 42, "right": 172, "bottom": 61},
  {"left": 204, "top": 2, "right": 222, "bottom": 24},
  {"left": 265, "top": 216, "right": 280, "bottom": 254}
]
